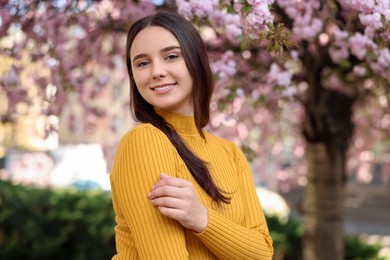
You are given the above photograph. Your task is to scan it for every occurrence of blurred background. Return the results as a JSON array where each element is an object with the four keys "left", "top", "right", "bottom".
[{"left": 0, "top": 0, "right": 389, "bottom": 259}]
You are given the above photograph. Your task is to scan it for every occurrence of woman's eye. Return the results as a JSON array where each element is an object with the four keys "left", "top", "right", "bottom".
[
  {"left": 166, "top": 54, "right": 179, "bottom": 60},
  {"left": 137, "top": 61, "right": 149, "bottom": 67}
]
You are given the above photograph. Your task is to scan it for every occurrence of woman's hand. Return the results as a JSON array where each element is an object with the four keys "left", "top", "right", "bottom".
[{"left": 148, "top": 173, "right": 208, "bottom": 233}]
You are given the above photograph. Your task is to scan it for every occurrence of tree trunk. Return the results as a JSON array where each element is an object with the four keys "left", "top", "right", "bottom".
[
  {"left": 302, "top": 142, "right": 345, "bottom": 260},
  {"left": 301, "top": 88, "right": 355, "bottom": 260}
]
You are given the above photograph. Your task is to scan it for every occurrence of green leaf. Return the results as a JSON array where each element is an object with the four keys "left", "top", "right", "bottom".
[
  {"left": 226, "top": 6, "right": 235, "bottom": 14},
  {"left": 241, "top": 4, "right": 252, "bottom": 15},
  {"left": 339, "top": 59, "right": 351, "bottom": 69}
]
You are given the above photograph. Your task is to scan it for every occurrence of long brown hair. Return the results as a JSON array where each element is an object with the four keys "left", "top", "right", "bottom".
[{"left": 126, "top": 10, "right": 229, "bottom": 204}]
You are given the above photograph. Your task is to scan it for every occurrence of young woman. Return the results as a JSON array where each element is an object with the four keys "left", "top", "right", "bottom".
[{"left": 110, "top": 10, "right": 273, "bottom": 259}]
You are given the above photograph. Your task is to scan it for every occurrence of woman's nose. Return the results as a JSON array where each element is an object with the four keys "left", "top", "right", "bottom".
[
  {"left": 151, "top": 61, "right": 167, "bottom": 79},
  {"left": 152, "top": 72, "right": 166, "bottom": 79}
]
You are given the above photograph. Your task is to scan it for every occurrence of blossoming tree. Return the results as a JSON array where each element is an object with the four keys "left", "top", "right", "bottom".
[
  {"left": 0, "top": 0, "right": 389, "bottom": 259},
  {"left": 182, "top": 1, "right": 389, "bottom": 259}
]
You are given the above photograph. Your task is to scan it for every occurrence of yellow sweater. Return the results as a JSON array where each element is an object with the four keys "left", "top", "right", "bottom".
[{"left": 110, "top": 109, "right": 273, "bottom": 259}]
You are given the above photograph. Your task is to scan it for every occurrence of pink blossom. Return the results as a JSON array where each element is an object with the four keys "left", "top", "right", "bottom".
[
  {"left": 376, "top": 48, "right": 390, "bottom": 68},
  {"left": 233, "top": 1, "right": 245, "bottom": 13},
  {"left": 277, "top": 0, "right": 298, "bottom": 18},
  {"left": 328, "top": 28, "right": 349, "bottom": 63},
  {"left": 347, "top": 0, "right": 376, "bottom": 12},
  {"left": 348, "top": 32, "right": 376, "bottom": 60},
  {"left": 212, "top": 50, "right": 237, "bottom": 84},
  {"left": 353, "top": 65, "right": 367, "bottom": 76},
  {"left": 383, "top": 9, "right": 390, "bottom": 21},
  {"left": 329, "top": 46, "right": 349, "bottom": 63},
  {"left": 293, "top": 17, "right": 323, "bottom": 40},
  {"left": 321, "top": 72, "right": 355, "bottom": 96},
  {"left": 208, "top": 11, "right": 242, "bottom": 43},
  {"left": 277, "top": 0, "right": 323, "bottom": 40},
  {"left": 267, "top": 63, "right": 293, "bottom": 88},
  {"left": 242, "top": 12, "right": 269, "bottom": 38},
  {"left": 379, "top": 31, "right": 390, "bottom": 44},
  {"left": 339, "top": 0, "right": 389, "bottom": 38},
  {"left": 333, "top": 28, "right": 349, "bottom": 42},
  {"left": 232, "top": 96, "right": 246, "bottom": 113},
  {"left": 225, "top": 23, "right": 242, "bottom": 41},
  {"left": 282, "top": 87, "right": 297, "bottom": 99},
  {"left": 176, "top": 0, "right": 218, "bottom": 20},
  {"left": 359, "top": 12, "right": 383, "bottom": 30},
  {"left": 223, "top": 13, "right": 242, "bottom": 41},
  {"left": 233, "top": 0, "right": 275, "bottom": 39},
  {"left": 369, "top": 48, "right": 390, "bottom": 77},
  {"left": 237, "top": 122, "right": 249, "bottom": 140},
  {"left": 7, "top": 152, "right": 54, "bottom": 188}
]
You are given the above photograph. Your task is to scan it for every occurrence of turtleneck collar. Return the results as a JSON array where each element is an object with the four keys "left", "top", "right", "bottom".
[{"left": 155, "top": 108, "right": 203, "bottom": 137}]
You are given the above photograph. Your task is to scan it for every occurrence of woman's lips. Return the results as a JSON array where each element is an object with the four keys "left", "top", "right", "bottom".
[{"left": 151, "top": 83, "right": 176, "bottom": 94}]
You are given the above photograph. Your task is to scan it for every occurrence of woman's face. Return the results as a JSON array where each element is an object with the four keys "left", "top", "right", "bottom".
[{"left": 130, "top": 26, "right": 194, "bottom": 116}]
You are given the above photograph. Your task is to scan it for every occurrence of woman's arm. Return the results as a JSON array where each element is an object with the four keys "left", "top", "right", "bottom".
[
  {"left": 148, "top": 173, "right": 208, "bottom": 232},
  {"left": 194, "top": 147, "right": 274, "bottom": 260},
  {"left": 110, "top": 126, "right": 189, "bottom": 259}
]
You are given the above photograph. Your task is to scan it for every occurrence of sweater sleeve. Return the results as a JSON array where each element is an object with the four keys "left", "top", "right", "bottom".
[
  {"left": 110, "top": 126, "right": 189, "bottom": 259},
  {"left": 195, "top": 146, "right": 274, "bottom": 260}
]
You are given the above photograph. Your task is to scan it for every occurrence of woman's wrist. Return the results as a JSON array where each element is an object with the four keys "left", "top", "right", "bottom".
[{"left": 194, "top": 206, "right": 208, "bottom": 233}]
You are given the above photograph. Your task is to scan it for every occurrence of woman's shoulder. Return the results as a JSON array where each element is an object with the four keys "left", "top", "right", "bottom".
[
  {"left": 205, "top": 131, "right": 243, "bottom": 156},
  {"left": 206, "top": 132, "right": 250, "bottom": 173},
  {"left": 128, "top": 122, "right": 167, "bottom": 136},
  {"left": 118, "top": 123, "right": 172, "bottom": 147}
]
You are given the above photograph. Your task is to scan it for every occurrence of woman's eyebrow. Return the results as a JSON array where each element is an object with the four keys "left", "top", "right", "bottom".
[
  {"left": 132, "top": 46, "right": 181, "bottom": 63},
  {"left": 161, "top": 46, "right": 181, "bottom": 53}
]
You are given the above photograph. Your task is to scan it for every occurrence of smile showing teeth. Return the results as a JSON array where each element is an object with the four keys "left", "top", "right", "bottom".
[
  {"left": 152, "top": 84, "right": 175, "bottom": 91},
  {"left": 154, "top": 85, "right": 173, "bottom": 90}
]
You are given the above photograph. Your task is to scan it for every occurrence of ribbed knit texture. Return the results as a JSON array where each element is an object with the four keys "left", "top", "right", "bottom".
[{"left": 110, "top": 109, "right": 273, "bottom": 259}]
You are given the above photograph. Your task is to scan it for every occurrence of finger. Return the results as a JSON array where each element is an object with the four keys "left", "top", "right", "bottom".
[
  {"left": 159, "top": 173, "right": 171, "bottom": 179},
  {"left": 150, "top": 173, "right": 173, "bottom": 190},
  {"left": 157, "top": 206, "right": 185, "bottom": 220},
  {"left": 152, "top": 176, "right": 191, "bottom": 190},
  {"left": 150, "top": 196, "right": 185, "bottom": 209},
  {"left": 148, "top": 186, "right": 184, "bottom": 200}
]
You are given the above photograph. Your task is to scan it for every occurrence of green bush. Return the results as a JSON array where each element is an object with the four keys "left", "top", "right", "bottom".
[
  {"left": 344, "top": 235, "right": 384, "bottom": 260},
  {"left": 0, "top": 180, "right": 115, "bottom": 260},
  {"left": 0, "top": 180, "right": 383, "bottom": 259},
  {"left": 267, "top": 215, "right": 384, "bottom": 260},
  {"left": 267, "top": 215, "right": 303, "bottom": 259}
]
